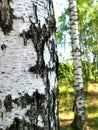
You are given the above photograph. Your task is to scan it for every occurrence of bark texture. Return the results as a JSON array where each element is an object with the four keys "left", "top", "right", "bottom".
[
  {"left": 0, "top": 0, "right": 59, "bottom": 130},
  {"left": 69, "top": 0, "right": 85, "bottom": 129}
]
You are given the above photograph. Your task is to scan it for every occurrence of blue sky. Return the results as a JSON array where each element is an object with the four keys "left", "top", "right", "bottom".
[
  {"left": 53, "top": 0, "right": 68, "bottom": 18},
  {"left": 53, "top": 0, "right": 71, "bottom": 62}
]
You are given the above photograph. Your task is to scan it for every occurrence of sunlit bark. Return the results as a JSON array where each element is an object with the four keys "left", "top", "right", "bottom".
[{"left": 0, "top": 0, "right": 59, "bottom": 130}]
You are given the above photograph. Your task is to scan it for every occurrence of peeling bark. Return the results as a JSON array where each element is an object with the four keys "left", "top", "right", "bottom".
[{"left": 0, "top": 0, "right": 59, "bottom": 130}]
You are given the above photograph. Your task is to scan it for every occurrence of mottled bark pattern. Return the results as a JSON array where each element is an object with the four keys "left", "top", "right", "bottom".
[
  {"left": 0, "top": 0, "right": 58, "bottom": 130},
  {"left": 7, "top": 91, "right": 45, "bottom": 130},
  {"left": 20, "top": 2, "right": 56, "bottom": 76},
  {"left": 69, "top": 0, "right": 85, "bottom": 129}
]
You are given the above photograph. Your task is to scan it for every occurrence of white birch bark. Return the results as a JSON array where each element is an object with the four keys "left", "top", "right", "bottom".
[
  {"left": 0, "top": 0, "right": 59, "bottom": 130},
  {"left": 69, "top": 0, "right": 85, "bottom": 129}
]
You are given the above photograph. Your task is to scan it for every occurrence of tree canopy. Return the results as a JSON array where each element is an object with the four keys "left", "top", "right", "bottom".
[{"left": 56, "top": 0, "right": 98, "bottom": 82}]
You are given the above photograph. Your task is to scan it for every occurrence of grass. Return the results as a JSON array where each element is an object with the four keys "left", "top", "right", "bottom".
[{"left": 59, "top": 80, "right": 98, "bottom": 130}]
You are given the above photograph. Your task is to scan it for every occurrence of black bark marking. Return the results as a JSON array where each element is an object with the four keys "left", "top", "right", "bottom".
[
  {"left": 2, "top": 72, "right": 5, "bottom": 74},
  {"left": 20, "top": 30, "right": 27, "bottom": 46},
  {"left": 33, "top": 89, "right": 44, "bottom": 109},
  {"left": 7, "top": 118, "right": 43, "bottom": 130},
  {"left": 6, "top": 118, "right": 22, "bottom": 130},
  {"left": 56, "top": 53, "right": 59, "bottom": 77},
  {"left": 0, "top": 0, "right": 13, "bottom": 34},
  {"left": 29, "top": 23, "right": 45, "bottom": 69},
  {"left": 4, "top": 94, "right": 12, "bottom": 112},
  {"left": 47, "top": 39, "right": 58, "bottom": 77},
  {"left": 48, "top": 16, "right": 56, "bottom": 34},
  {"left": 48, "top": 0, "right": 56, "bottom": 34},
  {"left": 13, "top": 93, "right": 32, "bottom": 108},
  {"left": 19, "top": 3, "right": 56, "bottom": 75},
  {"left": 14, "top": 118, "right": 20, "bottom": 130},
  {"left": 74, "top": 47, "right": 80, "bottom": 52},
  {"left": 20, "top": 3, "right": 38, "bottom": 46},
  {"left": 24, "top": 91, "right": 45, "bottom": 128},
  {"left": 1, "top": 44, "right": 7, "bottom": 51},
  {"left": 26, "top": 22, "right": 49, "bottom": 74},
  {"left": 52, "top": 89, "right": 58, "bottom": 129},
  {"left": 1, "top": 112, "right": 3, "bottom": 119},
  {"left": 44, "top": 66, "right": 51, "bottom": 130},
  {"left": 33, "top": 3, "right": 38, "bottom": 23},
  {"left": 13, "top": 92, "right": 44, "bottom": 110},
  {"left": 0, "top": 99, "right": 2, "bottom": 109}
]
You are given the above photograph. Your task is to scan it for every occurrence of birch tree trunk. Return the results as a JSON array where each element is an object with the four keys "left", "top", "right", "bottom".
[
  {"left": 0, "top": 0, "right": 59, "bottom": 130},
  {"left": 69, "top": 0, "right": 85, "bottom": 129}
]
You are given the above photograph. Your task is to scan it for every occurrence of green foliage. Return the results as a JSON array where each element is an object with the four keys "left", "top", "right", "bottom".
[
  {"left": 82, "top": 60, "right": 94, "bottom": 92},
  {"left": 56, "top": 8, "right": 70, "bottom": 44},
  {"left": 58, "top": 61, "right": 74, "bottom": 84},
  {"left": 56, "top": 0, "right": 98, "bottom": 84},
  {"left": 82, "top": 61, "right": 93, "bottom": 79}
]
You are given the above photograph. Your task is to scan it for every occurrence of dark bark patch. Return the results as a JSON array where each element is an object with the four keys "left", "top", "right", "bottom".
[
  {"left": 0, "top": 99, "right": 2, "bottom": 109},
  {"left": 0, "top": 0, "right": 13, "bottom": 34},
  {"left": 74, "top": 47, "right": 80, "bottom": 52},
  {"left": 2, "top": 72, "right": 5, "bottom": 74},
  {"left": 4, "top": 94, "right": 12, "bottom": 112},
  {"left": 25, "top": 22, "right": 49, "bottom": 75},
  {"left": 20, "top": 22, "right": 45, "bottom": 75},
  {"left": 20, "top": 30, "right": 28, "bottom": 46},
  {"left": 0, "top": 112, "right": 3, "bottom": 119},
  {"left": 7, "top": 117, "right": 43, "bottom": 130},
  {"left": 29, "top": 23, "right": 46, "bottom": 68},
  {"left": 48, "top": 0, "right": 56, "bottom": 33},
  {"left": 1, "top": 44, "right": 7, "bottom": 51},
  {"left": 12, "top": 91, "right": 45, "bottom": 129},
  {"left": 47, "top": 39, "right": 58, "bottom": 77},
  {"left": 25, "top": 91, "right": 45, "bottom": 126},
  {"left": 6, "top": 118, "right": 22, "bottom": 130},
  {"left": 13, "top": 93, "right": 32, "bottom": 108},
  {"left": 32, "top": 3, "right": 38, "bottom": 23},
  {"left": 33, "top": 90, "right": 44, "bottom": 108},
  {"left": 20, "top": 3, "right": 56, "bottom": 76},
  {"left": 8, "top": 118, "right": 19, "bottom": 130},
  {"left": 13, "top": 91, "right": 44, "bottom": 109},
  {"left": 29, "top": 64, "right": 44, "bottom": 74}
]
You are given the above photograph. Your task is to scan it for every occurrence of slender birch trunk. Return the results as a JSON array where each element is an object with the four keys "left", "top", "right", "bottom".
[
  {"left": 0, "top": 0, "right": 59, "bottom": 130},
  {"left": 69, "top": 0, "right": 85, "bottom": 129}
]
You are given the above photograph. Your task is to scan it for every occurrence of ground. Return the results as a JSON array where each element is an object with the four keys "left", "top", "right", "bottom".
[{"left": 59, "top": 80, "right": 98, "bottom": 130}]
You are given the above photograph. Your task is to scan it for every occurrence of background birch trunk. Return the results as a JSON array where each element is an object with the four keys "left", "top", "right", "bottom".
[
  {"left": 0, "top": 0, "right": 59, "bottom": 130},
  {"left": 69, "top": 0, "right": 85, "bottom": 129}
]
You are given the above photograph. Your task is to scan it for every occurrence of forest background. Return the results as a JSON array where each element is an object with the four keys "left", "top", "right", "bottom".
[{"left": 53, "top": 0, "right": 98, "bottom": 130}]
